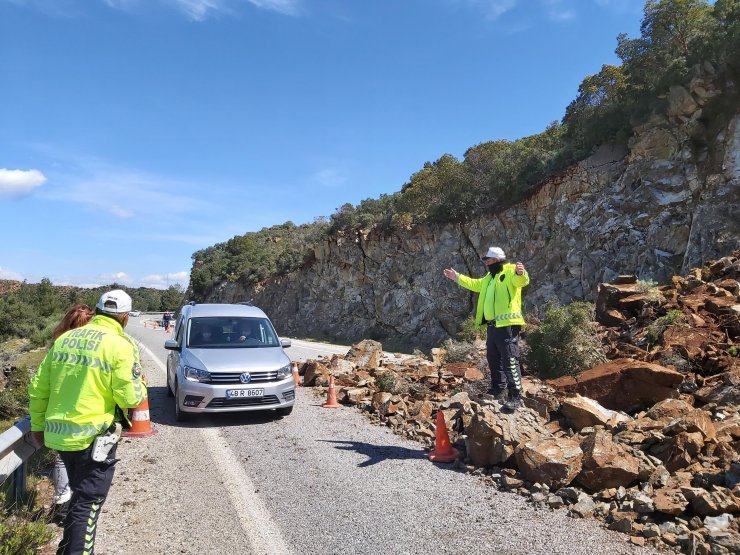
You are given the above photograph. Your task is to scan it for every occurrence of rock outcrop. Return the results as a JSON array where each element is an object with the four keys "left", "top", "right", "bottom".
[{"left": 205, "top": 65, "right": 739, "bottom": 349}]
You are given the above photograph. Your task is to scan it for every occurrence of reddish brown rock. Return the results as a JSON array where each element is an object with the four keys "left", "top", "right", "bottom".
[
  {"left": 650, "top": 431, "right": 704, "bottom": 472},
  {"left": 663, "top": 409, "right": 716, "bottom": 441},
  {"left": 548, "top": 359, "right": 683, "bottom": 411},
  {"left": 681, "top": 486, "right": 740, "bottom": 516},
  {"left": 303, "top": 360, "right": 330, "bottom": 386},
  {"left": 345, "top": 339, "right": 382, "bottom": 369},
  {"left": 343, "top": 388, "right": 370, "bottom": 405},
  {"left": 515, "top": 437, "right": 583, "bottom": 489},
  {"left": 464, "top": 408, "right": 551, "bottom": 467},
  {"left": 645, "top": 398, "right": 694, "bottom": 420},
  {"left": 445, "top": 362, "right": 484, "bottom": 381},
  {"left": 577, "top": 429, "right": 640, "bottom": 491},
  {"left": 652, "top": 488, "right": 689, "bottom": 516},
  {"left": 560, "top": 395, "right": 631, "bottom": 430},
  {"left": 694, "top": 370, "right": 740, "bottom": 406}
]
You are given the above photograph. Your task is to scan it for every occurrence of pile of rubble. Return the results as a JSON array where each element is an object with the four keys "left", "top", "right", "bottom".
[{"left": 301, "top": 252, "right": 739, "bottom": 554}]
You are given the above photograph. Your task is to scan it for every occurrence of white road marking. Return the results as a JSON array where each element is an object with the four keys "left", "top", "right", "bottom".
[
  {"left": 288, "top": 339, "right": 349, "bottom": 354},
  {"left": 137, "top": 342, "right": 293, "bottom": 555}
]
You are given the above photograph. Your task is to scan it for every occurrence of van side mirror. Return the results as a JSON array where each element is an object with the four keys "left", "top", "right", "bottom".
[
  {"left": 164, "top": 339, "right": 180, "bottom": 351},
  {"left": 280, "top": 338, "right": 292, "bottom": 348}
]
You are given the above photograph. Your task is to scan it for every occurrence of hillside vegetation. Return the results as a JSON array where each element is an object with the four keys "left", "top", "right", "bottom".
[
  {"left": 0, "top": 279, "right": 184, "bottom": 347},
  {"left": 190, "top": 0, "right": 739, "bottom": 300}
]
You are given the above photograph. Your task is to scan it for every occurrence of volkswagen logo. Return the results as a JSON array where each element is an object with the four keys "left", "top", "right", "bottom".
[{"left": 239, "top": 372, "right": 252, "bottom": 384}]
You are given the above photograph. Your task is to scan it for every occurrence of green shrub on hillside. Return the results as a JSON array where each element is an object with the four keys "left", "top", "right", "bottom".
[
  {"left": 0, "top": 366, "right": 32, "bottom": 421},
  {"left": 646, "top": 309, "right": 684, "bottom": 348},
  {"left": 456, "top": 315, "right": 485, "bottom": 343},
  {"left": 525, "top": 300, "right": 607, "bottom": 379},
  {"left": 0, "top": 480, "right": 54, "bottom": 555},
  {"left": 442, "top": 338, "right": 477, "bottom": 364}
]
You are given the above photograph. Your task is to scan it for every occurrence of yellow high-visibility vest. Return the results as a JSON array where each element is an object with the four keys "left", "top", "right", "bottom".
[
  {"left": 457, "top": 263, "right": 529, "bottom": 328},
  {"left": 29, "top": 314, "right": 147, "bottom": 451}
]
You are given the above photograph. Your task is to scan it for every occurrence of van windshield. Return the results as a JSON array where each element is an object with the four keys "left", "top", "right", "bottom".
[{"left": 187, "top": 317, "right": 279, "bottom": 348}]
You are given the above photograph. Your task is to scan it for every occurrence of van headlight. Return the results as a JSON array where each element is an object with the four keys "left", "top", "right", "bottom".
[
  {"left": 276, "top": 364, "right": 291, "bottom": 379},
  {"left": 183, "top": 366, "right": 211, "bottom": 382}
]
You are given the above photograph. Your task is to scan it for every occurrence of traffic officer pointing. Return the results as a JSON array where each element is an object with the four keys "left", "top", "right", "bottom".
[{"left": 29, "top": 289, "right": 147, "bottom": 555}]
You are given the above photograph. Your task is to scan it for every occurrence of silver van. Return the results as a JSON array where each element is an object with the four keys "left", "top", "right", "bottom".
[{"left": 164, "top": 302, "right": 295, "bottom": 421}]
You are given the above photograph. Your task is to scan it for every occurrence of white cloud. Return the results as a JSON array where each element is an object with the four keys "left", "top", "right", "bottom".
[
  {"left": 312, "top": 168, "right": 347, "bottom": 188},
  {"left": 6, "top": 0, "right": 302, "bottom": 19},
  {"left": 0, "top": 266, "right": 24, "bottom": 280},
  {"left": 245, "top": 0, "right": 300, "bottom": 16},
  {"left": 140, "top": 271, "right": 189, "bottom": 288},
  {"left": 540, "top": 0, "right": 576, "bottom": 22},
  {"left": 38, "top": 155, "right": 207, "bottom": 220},
  {"left": 100, "top": 0, "right": 301, "bottom": 19},
  {"left": 454, "top": 0, "right": 517, "bottom": 21},
  {"left": 99, "top": 271, "right": 133, "bottom": 284},
  {"left": 0, "top": 168, "right": 47, "bottom": 198}
]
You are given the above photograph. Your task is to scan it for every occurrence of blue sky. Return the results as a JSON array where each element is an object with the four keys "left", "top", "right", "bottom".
[{"left": 0, "top": 0, "right": 643, "bottom": 289}]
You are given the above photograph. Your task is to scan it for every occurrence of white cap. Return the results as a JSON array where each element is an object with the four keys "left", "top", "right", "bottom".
[
  {"left": 482, "top": 246, "right": 506, "bottom": 261},
  {"left": 96, "top": 289, "right": 132, "bottom": 314}
]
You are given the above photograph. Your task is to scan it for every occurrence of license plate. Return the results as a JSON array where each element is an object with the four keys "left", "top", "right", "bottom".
[{"left": 226, "top": 388, "right": 264, "bottom": 398}]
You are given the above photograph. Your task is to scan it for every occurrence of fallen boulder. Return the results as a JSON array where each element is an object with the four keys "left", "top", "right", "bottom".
[
  {"left": 548, "top": 359, "right": 683, "bottom": 411},
  {"left": 464, "top": 407, "right": 551, "bottom": 467},
  {"left": 577, "top": 429, "right": 640, "bottom": 491},
  {"left": 515, "top": 436, "right": 583, "bottom": 489},
  {"left": 560, "top": 395, "right": 631, "bottom": 430}
]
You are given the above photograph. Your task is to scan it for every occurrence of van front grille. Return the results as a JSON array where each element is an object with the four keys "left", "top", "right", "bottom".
[{"left": 208, "top": 371, "right": 278, "bottom": 384}]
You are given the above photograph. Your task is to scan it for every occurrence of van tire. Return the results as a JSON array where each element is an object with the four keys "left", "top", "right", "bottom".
[{"left": 174, "top": 381, "right": 189, "bottom": 422}]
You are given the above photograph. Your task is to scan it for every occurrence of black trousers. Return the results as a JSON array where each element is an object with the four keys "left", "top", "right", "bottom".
[
  {"left": 57, "top": 444, "right": 118, "bottom": 555},
  {"left": 486, "top": 325, "right": 523, "bottom": 395}
]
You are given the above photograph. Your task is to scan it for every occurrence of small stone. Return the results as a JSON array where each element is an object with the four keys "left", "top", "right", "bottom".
[
  {"left": 629, "top": 536, "right": 645, "bottom": 546},
  {"left": 662, "top": 532, "right": 678, "bottom": 546},
  {"left": 642, "top": 523, "right": 660, "bottom": 538},
  {"left": 608, "top": 512, "right": 635, "bottom": 533},
  {"left": 555, "top": 487, "right": 581, "bottom": 502},
  {"left": 631, "top": 492, "right": 655, "bottom": 513},
  {"left": 569, "top": 495, "right": 596, "bottom": 518},
  {"left": 547, "top": 495, "right": 565, "bottom": 509}
]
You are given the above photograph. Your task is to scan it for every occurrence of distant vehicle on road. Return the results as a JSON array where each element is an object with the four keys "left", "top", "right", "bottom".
[
  {"left": 164, "top": 303, "right": 294, "bottom": 421},
  {"left": 129, "top": 310, "right": 141, "bottom": 317}
]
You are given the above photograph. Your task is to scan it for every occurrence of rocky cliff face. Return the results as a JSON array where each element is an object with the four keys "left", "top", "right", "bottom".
[{"left": 207, "top": 66, "right": 739, "bottom": 348}]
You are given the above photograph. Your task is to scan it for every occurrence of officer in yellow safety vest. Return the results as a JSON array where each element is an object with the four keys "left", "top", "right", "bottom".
[
  {"left": 29, "top": 289, "right": 147, "bottom": 555},
  {"left": 443, "top": 246, "right": 529, "bottom": 412}
]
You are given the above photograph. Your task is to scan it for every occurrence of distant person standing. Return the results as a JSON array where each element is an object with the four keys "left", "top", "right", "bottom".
[
  {"left": 48, "top": 305, "right": 95, "bottom": 519},
  {"left": 29, "top": 289, "right": 147, "bottom": 555},
  {"left": 443, "top": 246, "right": 529, "bottom": 412},
  {"left": 163, "top": 311, "right": 172, "bottom": 332}
]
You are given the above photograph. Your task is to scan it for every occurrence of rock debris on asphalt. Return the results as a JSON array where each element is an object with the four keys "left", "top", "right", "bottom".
[{"left": 93, "top": 329, "right": 654, "bottom": 555}]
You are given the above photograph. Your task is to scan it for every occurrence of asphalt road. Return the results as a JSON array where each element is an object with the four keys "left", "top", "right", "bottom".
[{"left": 91, "top": 318, "right": 652, "bottom": 555}]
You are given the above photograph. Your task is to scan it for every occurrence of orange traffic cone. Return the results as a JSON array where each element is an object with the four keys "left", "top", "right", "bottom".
[
  {"left": 428, "top": 410, "right": 460, "bottom": 463},
  {"left": 292, "top": 362, "right": 301, "bottom": 386},
  {"left": 153, "top": 321, "right": 158, "bottom": 330},
  {"left": 122, "top": 398, "right": 158, "bottom": 438},
  {"left": 322, "top": 375, "right": 340, "bottom": 408},
  {"left": 144, "top": 321, "right": 147, "bottom": 328}
]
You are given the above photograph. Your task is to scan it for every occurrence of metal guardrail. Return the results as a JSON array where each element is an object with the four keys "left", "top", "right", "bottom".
[{"left": 0, "top": 417, "right": 41, "bottom": 504}]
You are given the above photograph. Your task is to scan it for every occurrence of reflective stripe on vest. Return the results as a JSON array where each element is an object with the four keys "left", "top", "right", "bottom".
[
  {"left": 495, "top": 312, "right": 523, "bottom": 322},
  {"left": 45, "top": 420, "right": 110, "bottom": 438},
  {"left": 51, "top": 351, "right": 113, "bottom": 373}
]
